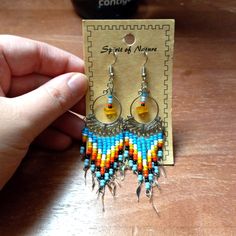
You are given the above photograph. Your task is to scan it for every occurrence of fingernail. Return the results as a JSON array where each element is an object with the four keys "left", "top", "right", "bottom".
[{"left": 67, "top": 73, "right": 88, "bottom": 95}]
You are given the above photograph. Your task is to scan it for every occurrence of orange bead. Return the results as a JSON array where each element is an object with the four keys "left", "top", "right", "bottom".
[
  {"left": 148, "top": 162, "right": 152, "bottom": 169},
  {"left": 138, "top": 164, "right": 143, "bottom": 171},
  {"left": 158, "top": 142, "right": 163, "bottom": 148},
  {"left": 100, "top": 167, "right": 105, "bottom": 175},
  {"left": 133, "top": 154, "right": 138, "bottom": 161},
  {"left": 87, "top": 147, "right": 92, "bottom": 154},
  {"left": 91, "top": 154, "right": 97, "bottom": 160}
]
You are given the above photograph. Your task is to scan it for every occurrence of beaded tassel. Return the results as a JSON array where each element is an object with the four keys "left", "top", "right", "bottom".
[
  {"left": 123, "top": 131, "right": 164, "bottom": 200},
  {"left": 80, "top": 127, "right": 124, "bottom": 192}
]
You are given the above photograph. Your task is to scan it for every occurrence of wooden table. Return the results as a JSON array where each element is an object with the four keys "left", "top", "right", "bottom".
[{"left": 0, "top": 0, "right": 236, "bottom": 235}]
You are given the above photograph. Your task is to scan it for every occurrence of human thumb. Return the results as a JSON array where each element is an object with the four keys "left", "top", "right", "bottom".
[{"left": 11, "top": 72, "right": 88, "bottom": 142}]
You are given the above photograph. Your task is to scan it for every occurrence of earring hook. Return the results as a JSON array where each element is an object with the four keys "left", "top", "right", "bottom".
[
  {"left": 111, "top": 49, "right": 117, "bottom": 66},
  {"left": 141, "top": 51, "right": 148, "bottom": 78},
  {"left": 109, "top": 49, "right": 117, "bottom": 77},
  {"left": 143, "top": 51, "right": 148, "bottom": 67}
]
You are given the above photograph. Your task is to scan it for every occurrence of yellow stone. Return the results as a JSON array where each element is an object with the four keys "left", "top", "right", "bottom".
[
  {"left": 104, "top": 106, "right": 117, "bottom": 118},
  {"left": 136, "top": 105, "right": 149, "bottom": 116}
]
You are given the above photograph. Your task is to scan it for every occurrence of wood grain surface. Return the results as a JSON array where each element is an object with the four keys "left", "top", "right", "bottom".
[{"left": 0, "top": 0, "right": 236, "bottom": 235}]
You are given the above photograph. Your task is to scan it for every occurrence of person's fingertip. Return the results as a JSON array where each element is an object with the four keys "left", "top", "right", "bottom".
[{"left": 67, "top": 73, "right": 88, "bottom": 96}]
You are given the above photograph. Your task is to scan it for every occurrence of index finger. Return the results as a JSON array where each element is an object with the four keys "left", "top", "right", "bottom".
[{"left": 0, "top": 35, "right": 84, "bottom": 77}]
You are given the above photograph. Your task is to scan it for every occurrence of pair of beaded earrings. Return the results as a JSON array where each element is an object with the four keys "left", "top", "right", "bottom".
[{"left": 80, "top": 51, "right": 165, "bottom": 207}]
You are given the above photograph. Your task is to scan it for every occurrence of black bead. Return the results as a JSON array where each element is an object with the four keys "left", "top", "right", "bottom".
[{"left": 118, "top": 150, "right": 123, "bottom": 155}]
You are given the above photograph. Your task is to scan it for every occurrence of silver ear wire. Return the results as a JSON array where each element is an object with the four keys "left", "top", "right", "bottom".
[
  {"left": 141, "top": 51, "right": 148, "bottom": 78},
  {"left": 107, "top": 49, "right": 117, "bottom": 95},
  {"left": 111, "top": 49, "right": 118, "bottom": 66},
  {"left": 139, "top": 52, "right": 149, "bottom": 95},
  {"left": 108, "top": 50, "right": 117, "bottom": 76}
]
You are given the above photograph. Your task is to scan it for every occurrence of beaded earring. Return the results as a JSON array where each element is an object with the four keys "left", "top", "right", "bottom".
[
  {"left": 80, "top": 51, "right": 124, "bottom": 205},
  {"left": 123, "top": 52, "right": 165, "bottom": 201}
]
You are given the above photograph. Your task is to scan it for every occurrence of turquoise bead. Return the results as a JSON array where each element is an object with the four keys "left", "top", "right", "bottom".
[
  {"left": 145, "top": 182, "right": 151, "bottom": 190},
  {"left": 109, "top": 168, "right": 114, "bottom": 175},
  {"left": 84, "top": 159, "right": 89, "bottom": 167},
  {"left": 91, "top": 164, "right": 95, "bottom": 172},
  {"left": 129, "top": 160, "right": 133, "bottom": 167},
  {"left": 138, "top": 174, "right": 143, "bottom": 182},
  {"left": 96, "top": 171, "right": 101, "bottom": 178},
  {"left": 114, "top": 162, "right": 118, "bottom": 169},
  {"left": 148, "top": 173, "right": 153, "bottom": 181},
  {"left": 132, "top": 164, "right": 137, "bottom": 171},
  {"left": 100, "top": 179, "right": 105, "bottom": 187},
  {"left": 124, "top": 150, "right": 129, "bottom": 158},
  {"left": 118, "top": 155, "right": 123, "bottom": 161},
  {"left": 80, "top": 146, "right": 85, "bottom": 154},
  {"left": 157, "top": 132, "right": 163, "bottom": 139},
  {"left": 105, "top": 173, "right": 109, "bottom": 181},
  {"left": 154, "top": 166, "right": 159, "bottom": 174},
  {"left": 158, "top": 150, "right": 163, "bottom": 157}
]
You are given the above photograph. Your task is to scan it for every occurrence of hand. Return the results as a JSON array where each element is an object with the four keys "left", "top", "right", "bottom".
[{"left": 0, "top": 35, "right": 88, "bottom": 189}]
